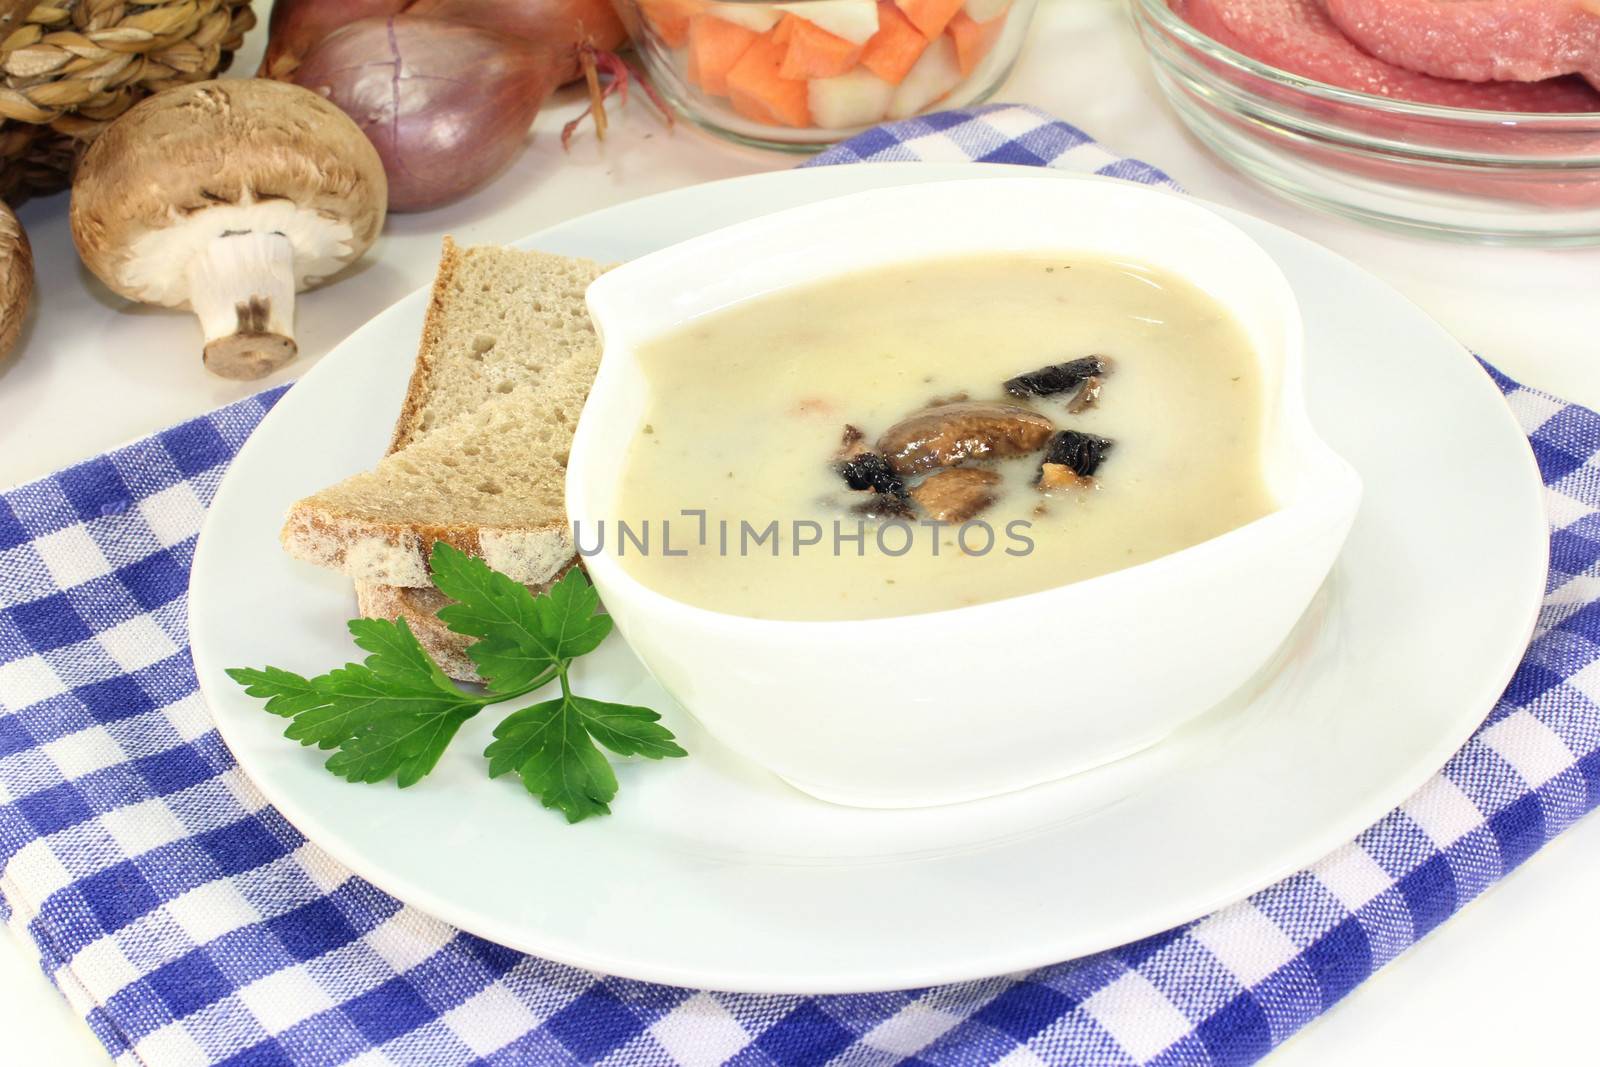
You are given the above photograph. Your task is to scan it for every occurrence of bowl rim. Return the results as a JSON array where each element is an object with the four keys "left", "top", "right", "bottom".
[
  {"left": 570, "top": 173, "right": 1362, "bottom": 635},
  {"left": 1131, "top": 0, "right": 1600, "bottom": 125}
]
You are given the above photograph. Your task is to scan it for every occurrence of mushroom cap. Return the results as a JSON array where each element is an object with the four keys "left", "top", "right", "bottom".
[
  {"left": 69, "top": 78, "right": 387, "bottom": 306},
  {"left": 0, "top": 200, "right": 32, "bottom": 361}
]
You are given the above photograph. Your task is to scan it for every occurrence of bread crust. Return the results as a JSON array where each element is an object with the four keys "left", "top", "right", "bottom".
[
  {"left": 281, "top": 504, "right": 573, "bottom": 587},
  {"left": 389, "top": 235, "right": 464, "bottom": 454},
  {"left": 356, "top": 581, "right": 480, "bottom": 681}
]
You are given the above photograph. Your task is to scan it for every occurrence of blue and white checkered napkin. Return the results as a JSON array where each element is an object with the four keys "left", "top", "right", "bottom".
[{"left": 0, "top": 104, "right": 1590, "bottom": 1066}]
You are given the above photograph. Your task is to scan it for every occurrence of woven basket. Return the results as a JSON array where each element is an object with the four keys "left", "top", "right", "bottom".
[{"left": 0, "top": 0, "right": 256, "bottom": 203}]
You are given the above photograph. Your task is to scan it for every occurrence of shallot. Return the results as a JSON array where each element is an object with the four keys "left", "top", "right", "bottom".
[
  {"left": 292, "top": 16, "right": 562, "bottom": 212},
  {"left": 409, "top": 0, "right": 628, "bottom": 79},
  {"left": 259, "top": 0, "right": 412, "bottom": 79}
]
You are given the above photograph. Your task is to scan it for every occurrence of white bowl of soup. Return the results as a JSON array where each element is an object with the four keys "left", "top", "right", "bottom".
[{"left": 569, "top": 176, "right": 1360, "bottom": 808}]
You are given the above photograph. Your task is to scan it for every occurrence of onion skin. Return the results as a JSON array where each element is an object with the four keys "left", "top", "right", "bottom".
[
  {"left": 293, "top": 16, "right": 560, "bottom": 212},
  {"left": 262, "top": 0, "right": 629, "bottom": 86},
  {"left": 409, "top": 0, "right": 628, "bottom": 81},
  {"left": 260, "top": 0, "right": 413, "bottom": 80}
]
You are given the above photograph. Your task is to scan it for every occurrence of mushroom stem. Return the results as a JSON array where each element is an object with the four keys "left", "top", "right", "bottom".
[{"left": 186, "top": 231, "right": 299, "bottom": 380}]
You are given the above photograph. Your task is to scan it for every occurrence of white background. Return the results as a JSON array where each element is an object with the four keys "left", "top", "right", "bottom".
[{"left": 3, "top": 0, "right": 1598, "bottom": 1062}]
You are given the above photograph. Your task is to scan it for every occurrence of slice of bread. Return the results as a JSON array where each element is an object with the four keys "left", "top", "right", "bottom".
[
  {"left": 356, "top": 561, "right": 576, "bottom": 683},
  {"left": 391, "top": 238, "right": 607, "bottom": 452},
  {"left": 282, "top": 352, "right": 598, "bottom": 586},
  {"left": 280, "top": 240, "right": 605, "bottom": 587}
]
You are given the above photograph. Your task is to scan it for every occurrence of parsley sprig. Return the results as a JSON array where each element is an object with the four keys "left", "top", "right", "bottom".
[{"left": 227, "top": 542, "right": 685, "bottom": 822}]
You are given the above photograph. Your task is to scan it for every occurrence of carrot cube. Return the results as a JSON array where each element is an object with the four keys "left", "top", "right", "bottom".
[
  {"left": 946, "top": 10, "right": 1003, "bottom": 76},
  {"left": 779, "top": 16, "right": 864, "bottom": 78},
  {"left": 688, "top": 14, "right": 760, "bottom": 96},
  {"left": 859, "top": 1, "right": 929, "bottom": 84},
  {"left": 726, "top": 29, "right": 813, "bottom": 126},
  {"left": 730, "top": 88, "right": 780, "bottom": 124},
  {"left": 894, "top": 0, "right": 965, "bottom": 38},
  {"left": 639, "top": 0, "right": 700, "bottom": 47}
]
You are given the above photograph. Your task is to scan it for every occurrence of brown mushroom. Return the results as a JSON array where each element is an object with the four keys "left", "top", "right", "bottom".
[
  {"left": 834, "top": 423, "right": 911, "bottom": 507},
  {"left": 852, "top": 491, "right": 915, "bottom": 520},
  {"left": 912, "top": 468, "right": 1002, "bottom": 523},
  {"left": 877, "top": 401, "right": 1054, "bottom": 475},
  {"left": 1037, "top": 463, "right": 1090, "bottom": 492},
  {"left": 835, "top": 424, "right": 870, "bottom": 463},
  {"left": 70, "top": 79, "right": 387, "bottom": 380},
  {"left": 1065, "top": 376, "right": 1103, "bottom": 414},
  {"left": 1004, "top": 356, "right": 1112, "bottom": 399},
  {"left": 1040, "top": 429, "right": 1115, "bottom": 478},
  {"left": 0, "top": 200, "right": 30, "bottom": 363}
]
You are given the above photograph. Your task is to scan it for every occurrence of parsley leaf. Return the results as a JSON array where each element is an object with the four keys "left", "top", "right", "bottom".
[
  {"left": 485, "top": 691, "right": 687, "bottom": 823},
  {"left": 574, "top": 696, "right": 688, "bottom": 760},
  {"left": 228, "top": 665, "right": 325, "bottom": 718},
  {"left": 485, "top": 695, "right": 619, "bottom": 822},
  {"left": 226, "top": 617, "right": 485, "bottom": 788},
  {"left": 229, "top": 542, "right": 686, "bottom": 822},
  {"left": 431, "top": 543, "right": 611, "bottom": 692}
]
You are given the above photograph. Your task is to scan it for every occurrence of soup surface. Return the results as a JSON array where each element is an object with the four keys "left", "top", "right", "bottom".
[{"left": 610, "top": 254, "right": 1273, "bottom": 620}]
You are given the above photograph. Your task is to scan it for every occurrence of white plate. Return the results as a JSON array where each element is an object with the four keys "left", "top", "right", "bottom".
[{"left": 190, "top": 163, "right": 1548, "bottom": 994}]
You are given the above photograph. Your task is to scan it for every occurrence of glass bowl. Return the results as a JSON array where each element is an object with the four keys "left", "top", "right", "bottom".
[
  {"left": 614, "top": 0, "right": 1038, "bottom": 150},
  {"left": 1131, "top": 0, "right": 1600, "bottom": 245}
]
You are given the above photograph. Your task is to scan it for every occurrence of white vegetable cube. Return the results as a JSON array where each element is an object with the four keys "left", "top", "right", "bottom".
[
  {"left": 963, "top": 0, "right": 1011, "bottom": 22},
  {"left": 709, "top": 2, "right": 783, "bottom": 31},
  {"left": 773, "top": 0, "right": 880, "bottom": 43},
  {"left": 887, "top": 35, "right": 962, "bottom": 119},
  {"left": 808, "top": 68, "right": 896, "bottom": 128}
]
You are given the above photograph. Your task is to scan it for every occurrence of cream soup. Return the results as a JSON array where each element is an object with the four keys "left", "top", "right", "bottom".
[{"left": 610, "top": 254, "right": 1273, "bottom": 620}]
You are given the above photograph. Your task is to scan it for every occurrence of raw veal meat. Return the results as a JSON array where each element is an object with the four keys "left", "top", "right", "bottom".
[
  {"left": 1173, "top": 0, "right": 1600, "bottom": 110},
  {"left": 1324, "top": 0, "right": 1600, "bottom": 83}
]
